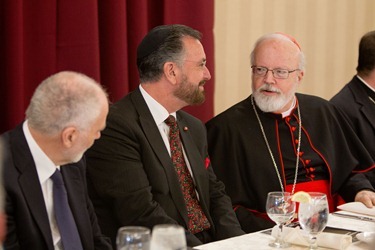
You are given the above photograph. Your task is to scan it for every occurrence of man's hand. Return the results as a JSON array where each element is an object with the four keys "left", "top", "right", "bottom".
[{"left": 354, "top": 190, "right": 375, "bottom": 208}]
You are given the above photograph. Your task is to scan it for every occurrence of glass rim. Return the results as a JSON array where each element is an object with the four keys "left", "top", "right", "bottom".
[
  {"left": 267, "top": 191, "right": 292, "bottom": 195},
  {"left": 303, "top": 192, "right": 327, "bottom": 197},
  {"left": 117, "top": 226, "right": 150, "bottom": 233},
  {"left": 152, "top": 224, "right": 184, "bottom": 229}
]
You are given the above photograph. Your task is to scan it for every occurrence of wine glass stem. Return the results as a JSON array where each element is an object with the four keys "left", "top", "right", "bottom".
[
  {"left": 275, "top": 224, "right": 284, "bottom": 244},
  {"left": 309, "top": 236, "right": 318, "bottom": 249}
]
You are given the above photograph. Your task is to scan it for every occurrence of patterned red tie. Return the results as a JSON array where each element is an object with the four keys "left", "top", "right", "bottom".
[{"left": 165, "top": 115, "right": 211, "bottom": 234}]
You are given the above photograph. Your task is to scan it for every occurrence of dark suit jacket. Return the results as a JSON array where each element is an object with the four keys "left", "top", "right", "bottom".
[
  {"left": 85, "top": 88, "right": 244, "bottom": 247},
  {"left": 2, "top": 124, "right": 112, "bottom": 250},
  {"left": 330, "top": 76, "right": 375, "bottom": 160},
  {"left": 330, "top": 76, "right": 375, "bottom": 185}
]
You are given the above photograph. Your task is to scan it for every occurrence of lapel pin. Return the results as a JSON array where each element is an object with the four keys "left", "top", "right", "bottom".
[{"left": 183, "top": 126, "right": 188, "bottom": 131}]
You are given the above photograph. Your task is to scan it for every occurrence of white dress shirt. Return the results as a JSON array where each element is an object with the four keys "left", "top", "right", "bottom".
[
  {"left": 139, "top": 85, "right": 196, "bottom": 182},
  {"left": 23, "top": 121, "right": 63, "bottom": 250}
]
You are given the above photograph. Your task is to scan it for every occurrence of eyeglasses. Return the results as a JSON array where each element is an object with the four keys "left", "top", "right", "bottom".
[{"left": 251, "top": 66, "right": 300, "bottom": 79}]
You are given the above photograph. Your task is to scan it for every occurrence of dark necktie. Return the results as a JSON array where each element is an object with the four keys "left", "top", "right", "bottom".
[
  {"left": 51, "top": 169, "right": 83, "bottom": 250},
  {"left": 165, "top": 115, "right": 210, "bottom": 234}
]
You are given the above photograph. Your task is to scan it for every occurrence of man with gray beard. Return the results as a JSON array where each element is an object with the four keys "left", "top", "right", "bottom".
[{"left": 206, "top": 33, "right": 375, "bottom": 233}]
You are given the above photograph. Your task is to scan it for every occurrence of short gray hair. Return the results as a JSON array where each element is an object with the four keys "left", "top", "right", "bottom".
[
  {"left": 250, "top": 33, "right": 306, "bottom": 71},
  {"left": 26, "top": 71, "right": 108, "bottom": 135}
]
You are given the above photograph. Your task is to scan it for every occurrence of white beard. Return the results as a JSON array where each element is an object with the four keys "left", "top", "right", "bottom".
[{"left": 253, "top": 83, "right": 297, "bottom": 112}]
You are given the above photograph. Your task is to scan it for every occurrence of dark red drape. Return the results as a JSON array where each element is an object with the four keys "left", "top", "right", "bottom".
[{"left": 0, "top": 0, "right": 214, "bottom": 134}]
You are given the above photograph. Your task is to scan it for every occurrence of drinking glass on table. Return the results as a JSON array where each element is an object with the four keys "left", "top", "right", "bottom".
[
  {"left": 298, "top": 192, "right": 329, "bottom": 250},
  {"left": 150, "top": 224, "right": 187, "bottom": 250},
  {"left": 116, "top": 226, "right": 151, "bottom": 250},
  {"left": 266, "top": 191, "right": 296, "bottom": 248}
]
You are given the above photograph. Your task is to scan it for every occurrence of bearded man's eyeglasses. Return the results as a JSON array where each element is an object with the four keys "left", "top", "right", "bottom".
[{"left": 251, "top": 66, "right": 300, "bottom": 79}]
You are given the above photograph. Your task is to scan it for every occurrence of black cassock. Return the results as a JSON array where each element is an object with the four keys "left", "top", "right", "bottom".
[{"left": 206, "top": 93, "right": 375, "bottom": 233}]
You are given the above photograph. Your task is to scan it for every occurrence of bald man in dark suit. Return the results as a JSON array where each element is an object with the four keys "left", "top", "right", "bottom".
[{"left": 2, "top": 71, "right": 112, "bottom": 250}]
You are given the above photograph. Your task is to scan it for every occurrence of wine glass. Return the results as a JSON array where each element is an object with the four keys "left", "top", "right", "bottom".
[
  {"left": 266, "top": 192, "right": 296, "bottom": 248},
  {"left": 298, "top": 192, "right": 329, "bottom": 249},
  {"left": 116, "top": 226, "right": 151, "bottom": 250},
  {"left": 150, "top": 224, "right": 187, "bottom": 250}
]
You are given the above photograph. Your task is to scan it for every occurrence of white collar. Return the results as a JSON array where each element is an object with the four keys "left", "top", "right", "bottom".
[
  {"left": 139, "top": 85, "right": 176, "bottom": 123},
  {"left": 23, "top": 120, "right": 59, "bottom": 183},
  {"left": 356, "top": 75, "right": 375, "bottom": 93},
  {"left": 281, "top": 96, "right": 297, "bottom": 118}
]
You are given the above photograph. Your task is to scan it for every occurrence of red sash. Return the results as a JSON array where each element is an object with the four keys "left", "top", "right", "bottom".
[
  {"left": 247, "top": 180, "right": 345, "bottom": 222},
  {"left": 285, "top": 180, "right": 345, "bottom": 213}
]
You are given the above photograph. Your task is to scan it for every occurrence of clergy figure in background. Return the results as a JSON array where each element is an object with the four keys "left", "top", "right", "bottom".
[
  {"left": 330, "top": 30, "right": 375, "bottom": 185},
  {"left": 2, "top": 71, "right": 112, "bottom": 250},
  {"left": 206, "top": 33, "right": 375, "bottom": 233},
  {"left": 85, "top": 24, "right": 245, "bottom": 248}
]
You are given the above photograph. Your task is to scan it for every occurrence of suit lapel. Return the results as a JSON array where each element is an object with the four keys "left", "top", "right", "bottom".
[
  {"left": 350, "top": 78, "right": 375, "bottom": 130},
  {"left": 130, "top": 89, "right": 189, "bottom": 223},
  {"left": 11, "top": 127, "right": 54, "bottom": 248}
]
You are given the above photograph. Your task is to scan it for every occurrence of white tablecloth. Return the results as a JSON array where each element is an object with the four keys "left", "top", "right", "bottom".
[
  {"left": 193, "top": 230, "right": 373, "bottom": 250},
  {"left": 194, "top": 209, "right": 375, "bottom": 249}
]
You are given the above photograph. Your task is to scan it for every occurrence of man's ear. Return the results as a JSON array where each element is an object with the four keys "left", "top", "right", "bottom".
[
  {"left": 61, "top": 126, "right": 78, "bottom": 148},
  {"left": 164, "top": 62, "right": 178, "bottom": 84},
  {"left": 297, "top": 70, "right": 304, "bottom": 82}
]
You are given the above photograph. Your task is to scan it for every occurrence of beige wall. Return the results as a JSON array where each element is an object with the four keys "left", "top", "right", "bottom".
[{"left": 214, "top": 0, "right": 375, "bottom": 115}]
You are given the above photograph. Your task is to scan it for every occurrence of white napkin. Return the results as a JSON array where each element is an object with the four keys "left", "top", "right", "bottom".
[
  {"left": 327, "top": 213, "right": 375, "bottom": 232},
  {"left": 271, "top": 226, "right": 352, "bottom": 249},
  {"left": 337, "top": 202, "right": 375, "bottom": 217}
]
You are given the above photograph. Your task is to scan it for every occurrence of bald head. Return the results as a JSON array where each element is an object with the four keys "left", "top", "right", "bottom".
[{"left": 26, "top": 71, "right": 108, "bottom": 135}]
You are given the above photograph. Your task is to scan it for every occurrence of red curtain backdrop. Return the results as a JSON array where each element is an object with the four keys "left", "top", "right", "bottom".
[{"left": 0, "top": 0, "right": 215, "bottom": 134}]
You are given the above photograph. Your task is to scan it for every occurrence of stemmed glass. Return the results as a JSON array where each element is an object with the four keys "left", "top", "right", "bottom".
[
  {"left": 266, "top": 192, "right": 296, "bottom": 248},
  {"left": 150, "top": 224, "right": 187, "bottom": 250},
  {"left": 116, "top": 226, "right": 151, "bottom": 250},
  {"left": 298, "top": 192, "right": 329, "bottom": 249}
]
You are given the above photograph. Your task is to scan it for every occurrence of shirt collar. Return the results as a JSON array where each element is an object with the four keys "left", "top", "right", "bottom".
[
  {"left": 23, "top": 120, "right": 58, "bottom": 183},
  {"left": 357, "top": 75, "right": 375, "bottom": 93},
  {"left": 139, "top": 84, "right": 176, "bottom": 124},
  {"left": 281, "top": 96, "right": 297, "bottom": 118}
]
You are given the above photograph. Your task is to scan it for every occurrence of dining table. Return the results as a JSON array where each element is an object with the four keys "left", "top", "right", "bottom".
[
  {"left": 193, "top": 230, "right": 372, "bottom": 250},
  {"left": 193, "top": 209, "right": 375, "bottom": 250}
]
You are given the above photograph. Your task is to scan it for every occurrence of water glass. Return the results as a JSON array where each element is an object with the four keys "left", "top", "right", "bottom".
[
  {"left": 298, "top": 192, "right": 329, "bottom": 249},
  {"left": 266, "top": 191, "right": 296, "bottom": 248},
  {"left": 150, "top": 224, "right": 187, "bottom": 250},
  {"left": 116, "top": 226, "right": 151, "bottom": 250}
]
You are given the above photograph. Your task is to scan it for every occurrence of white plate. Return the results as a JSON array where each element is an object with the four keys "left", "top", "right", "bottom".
[{"left": 356, "top": 232, "right": 375, "bottom": 244}]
